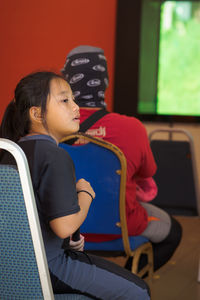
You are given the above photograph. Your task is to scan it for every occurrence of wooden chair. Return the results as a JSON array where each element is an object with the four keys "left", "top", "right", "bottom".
[
  {"left": 0, "top": 138, "right": 92, "bottom": 300},
  {"left": 60, "top": 133, "right": 153, "bottom": 279}
]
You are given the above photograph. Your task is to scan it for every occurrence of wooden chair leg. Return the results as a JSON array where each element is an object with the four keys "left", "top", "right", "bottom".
[{"left": 131, "top": 242, "right": 154, "bottom": 282}]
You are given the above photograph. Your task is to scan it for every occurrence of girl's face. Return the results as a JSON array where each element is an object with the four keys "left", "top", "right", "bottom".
[{"left": 45, "top": 78, "right": 80, "bottom": 143}]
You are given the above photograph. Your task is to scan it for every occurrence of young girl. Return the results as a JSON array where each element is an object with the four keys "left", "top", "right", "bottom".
[{"left": 0, "top": 71, "right": 150, "bottom": 300}]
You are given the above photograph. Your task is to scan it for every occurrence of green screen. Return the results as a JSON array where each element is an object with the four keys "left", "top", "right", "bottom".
[
  {"left": 138, "top": 1, "right": 200, "bottom": 118},
  {"left": 157, "top": 1, "right": 200, "bottom": 116}
]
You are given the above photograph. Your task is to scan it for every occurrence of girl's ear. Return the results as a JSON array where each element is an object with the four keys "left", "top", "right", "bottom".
[{"left": 29, "top": 106, "right": 42, "bottom": 123}]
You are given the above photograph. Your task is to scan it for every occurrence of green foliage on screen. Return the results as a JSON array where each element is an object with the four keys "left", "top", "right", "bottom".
[{"left": 157, "top": 1, "right": 200, "bottom": 116}]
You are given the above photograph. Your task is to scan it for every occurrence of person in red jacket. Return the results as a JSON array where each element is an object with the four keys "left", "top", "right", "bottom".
[{"left": 61, "top": 45, "right": 182, "bottom": 271}]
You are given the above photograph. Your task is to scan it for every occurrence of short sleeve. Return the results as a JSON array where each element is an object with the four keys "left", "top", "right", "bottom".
[{"left": 37, "top": 146, "right": 80, "bottom": 222}]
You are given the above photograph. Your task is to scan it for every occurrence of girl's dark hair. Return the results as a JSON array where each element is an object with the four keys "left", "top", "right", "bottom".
[{"left": 0, "top": 71, "right": 65, "bottom": 142}]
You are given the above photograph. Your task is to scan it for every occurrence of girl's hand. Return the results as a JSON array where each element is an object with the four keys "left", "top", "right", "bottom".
[
  {"left": 69, "top": 234, "right": 85, "bottom": 251},
  {"left": 76, "top": 178, "right": 95, "bottom": 200}
]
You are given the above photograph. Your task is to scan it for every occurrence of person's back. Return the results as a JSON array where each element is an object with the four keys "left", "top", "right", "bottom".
[
  {"left": 79, "top": 108, "right": 156, "bottom": 236},
  {"left": 61, "top": 45, "right": 182, "bottom": 272}
]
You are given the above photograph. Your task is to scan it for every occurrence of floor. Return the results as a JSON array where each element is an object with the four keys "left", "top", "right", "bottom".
[
  {"left": 103, "top": 216, "right": 200, "bottom": 300},
  {"left": 150, "top": 216, "right": 200, "bottom": 300}
]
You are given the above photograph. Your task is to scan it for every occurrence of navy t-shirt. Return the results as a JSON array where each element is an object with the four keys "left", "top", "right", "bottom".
[{"left": 0, "top": 135, "right": 80, "bottom": 261}]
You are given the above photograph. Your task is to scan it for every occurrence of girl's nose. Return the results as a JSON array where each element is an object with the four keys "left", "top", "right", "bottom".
[{"left": 72, "top": 99, "right": 79, "bottom": 111}]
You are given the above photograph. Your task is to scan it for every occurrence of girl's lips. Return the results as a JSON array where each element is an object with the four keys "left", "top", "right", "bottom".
[{"left": 73, "top": 117, "right": 80, "bottom": 122}]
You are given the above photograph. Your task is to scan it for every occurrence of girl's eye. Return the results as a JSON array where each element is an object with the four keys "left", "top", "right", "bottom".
[{"left": 62, "top": 99, "right": 68, "bottom": 103}]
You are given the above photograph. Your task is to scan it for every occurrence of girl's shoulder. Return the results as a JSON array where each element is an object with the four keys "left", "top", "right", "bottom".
[
  {"left": 19, "top": 137, "right": 72, "bottom": 167},
  {"left": 35, "top": 139, "right": 72, "bottom": 163}
]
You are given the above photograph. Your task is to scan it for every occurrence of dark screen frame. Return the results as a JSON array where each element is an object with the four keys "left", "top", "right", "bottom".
[{"left": 114, "top": 0, "right": 200, "bottom": 123}]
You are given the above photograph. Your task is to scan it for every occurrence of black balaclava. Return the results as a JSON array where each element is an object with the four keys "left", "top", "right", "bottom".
[{"left": 61, "top": 45, "right": 109, "bottom": 108}]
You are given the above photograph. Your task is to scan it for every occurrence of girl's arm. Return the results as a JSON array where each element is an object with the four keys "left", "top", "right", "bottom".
[{"left": 49, "top": 178, "right": 95, "bottom": 239}]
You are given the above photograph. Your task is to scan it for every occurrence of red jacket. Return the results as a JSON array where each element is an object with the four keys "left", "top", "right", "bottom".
[{"left": 79, "top": 108, "right": 157, "bottom": 240}]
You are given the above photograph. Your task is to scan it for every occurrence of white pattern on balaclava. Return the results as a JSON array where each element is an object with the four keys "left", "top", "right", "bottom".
[{"left": 61, "top": 45, "right": 109, "bottom": 108}]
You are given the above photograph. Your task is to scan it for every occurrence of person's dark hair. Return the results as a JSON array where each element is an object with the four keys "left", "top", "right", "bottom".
[{"left": 0, "top": 71, "right": 64, "bottom": 142}]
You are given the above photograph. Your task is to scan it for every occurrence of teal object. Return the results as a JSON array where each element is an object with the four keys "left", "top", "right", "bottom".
[{"left": 0, "top": 138, "right": 93, "bottom": 300}]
